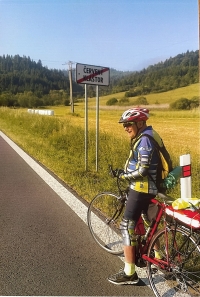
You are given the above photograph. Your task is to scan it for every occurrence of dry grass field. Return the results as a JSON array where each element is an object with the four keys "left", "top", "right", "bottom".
[
  {"left": 87, "top": 83, "right": 199, "bottom": 106},
  {"left": 50, "top": 84, "right": 199, "bottom": 198},
  {"left": 0, "top": 83, "right": 199, "bottom": 200},
  {"left": 52, "top": 105, "right": 199, "bottom": 159}
]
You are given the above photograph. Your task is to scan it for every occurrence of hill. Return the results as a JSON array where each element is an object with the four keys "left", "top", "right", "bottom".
[
  {"left": 105, "top": 50, "right": 199, "bottom": 96},
  {"left": 0, "top": 55, "right": 84, "bottom": 97},
  {"left": 88, "top": 83, "right": 199, "bottom": 107},
  {"left": 0, "top": 50, "right": 198, "bottom": 108}
]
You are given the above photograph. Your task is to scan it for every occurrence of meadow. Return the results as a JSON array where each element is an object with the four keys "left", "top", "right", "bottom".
[{"left": 0, "top": 83, "right": 199, "bottom": 202}]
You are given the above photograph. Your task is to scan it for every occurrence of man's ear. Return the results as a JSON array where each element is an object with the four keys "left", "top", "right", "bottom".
[{"left": 137, "top": 121, "right": 145, "bottom": 128}]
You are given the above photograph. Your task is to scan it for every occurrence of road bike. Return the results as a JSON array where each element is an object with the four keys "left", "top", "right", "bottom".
[{"left": 87, "top": 166, "right": 200, "bottom": 297}]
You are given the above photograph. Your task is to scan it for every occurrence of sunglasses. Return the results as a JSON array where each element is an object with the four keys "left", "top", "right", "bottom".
[{"left": 123, "top": 122, "right": 136, "bottom": 128}]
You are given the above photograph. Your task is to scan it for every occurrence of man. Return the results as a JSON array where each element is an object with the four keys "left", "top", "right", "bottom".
[{"left": 108, "top": 107, "right": 163, "bottom": 285}]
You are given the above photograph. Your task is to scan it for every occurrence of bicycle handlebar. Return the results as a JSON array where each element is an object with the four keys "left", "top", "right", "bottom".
[
  {"left": 109, "top": 165, "right": 174, "bottom": 204},
  {"left": 108, "top": 165, "right": 117, "bottom": 178},
  {"left": 108, "top": 165, "right": 129, "bottom": 197},
  {"left": 109, "top": 165, "right": 124, "bottom": 178}
]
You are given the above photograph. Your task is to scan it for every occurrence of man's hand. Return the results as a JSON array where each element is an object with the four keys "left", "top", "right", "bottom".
[{"left": 111, "top": 168, "right": 124, "bottom": 178}]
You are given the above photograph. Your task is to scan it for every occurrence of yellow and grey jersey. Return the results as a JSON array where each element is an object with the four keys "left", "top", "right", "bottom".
[{"left": 124, "top": 127, "right": 161, "bottom": 194}]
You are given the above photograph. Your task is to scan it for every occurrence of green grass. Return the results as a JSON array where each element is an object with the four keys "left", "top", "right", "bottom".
[
  {"left": 83, "top": 83, "right": 199, "bottom": 106},
  {"left": 46, "top": 83, "right": 199, "bottom": 117},
  {"left": 0, "top": 83, "right": 199, "bottom": 202}
]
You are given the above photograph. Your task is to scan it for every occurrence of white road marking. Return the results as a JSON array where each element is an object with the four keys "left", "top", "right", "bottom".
[
  {"left": 0, "top": 131, "right": 88, "bottom": 224},
  {"left": 1, "top": 130, "right": 177, "bottom": 293}
]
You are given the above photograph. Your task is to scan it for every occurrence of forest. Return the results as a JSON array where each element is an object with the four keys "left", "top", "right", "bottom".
[{"left": 0, "top": 50, "right": 198, "bottom": 108}]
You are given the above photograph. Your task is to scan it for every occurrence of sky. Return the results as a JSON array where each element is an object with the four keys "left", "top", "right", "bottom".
[{"left": 0, "top": 0, "right": 198, "bottom": 72}]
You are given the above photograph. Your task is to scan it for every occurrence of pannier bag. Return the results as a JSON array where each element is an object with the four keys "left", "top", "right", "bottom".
[
  {"left": 165, "top": 205, "right": 200, "bottom": 229},
  {"left": 172, "top": 197, "right": 200, "bottom": 210}
]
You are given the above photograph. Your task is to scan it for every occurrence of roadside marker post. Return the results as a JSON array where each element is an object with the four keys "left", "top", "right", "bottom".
[
  {"left": 76, "top": 63, "right": 110, "bottom": 171},
  {"left": 180, "top": 154, "right": 192, "bottom": 199}
]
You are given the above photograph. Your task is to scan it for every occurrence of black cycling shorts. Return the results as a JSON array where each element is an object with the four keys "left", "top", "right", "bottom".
[{"left": 123, "top": 188, "right": 155, "bottom": 222}]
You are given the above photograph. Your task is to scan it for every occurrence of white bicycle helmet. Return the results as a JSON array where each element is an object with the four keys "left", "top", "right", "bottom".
[{"left": 119, "top": 107, "right": 149, "bottom": 123}]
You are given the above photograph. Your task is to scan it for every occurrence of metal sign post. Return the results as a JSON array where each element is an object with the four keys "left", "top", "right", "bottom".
[
  {"left": 76, "top": 63, "right": 110, "bottom": 172},
  {"left": 85, "top": 84, "right": 88, "bottom": 171},
  {"left": 96, "top": 85, "right": 99, "bottom": 171}
]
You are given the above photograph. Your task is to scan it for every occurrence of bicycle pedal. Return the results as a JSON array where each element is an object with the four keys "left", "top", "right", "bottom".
[
  {"left": 136, "top": 259, "right": 146, "bottom": 268},
  {"left": 151, "top": 268, "right": 158, "bottom": 274}
]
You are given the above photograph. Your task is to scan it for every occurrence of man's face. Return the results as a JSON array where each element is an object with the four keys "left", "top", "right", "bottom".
[
  {"left": 123, "top": 122, "right": 138, "bottom": 139},
  {"left": 123, "top": 121, "right": 145, "bottom": 139}
]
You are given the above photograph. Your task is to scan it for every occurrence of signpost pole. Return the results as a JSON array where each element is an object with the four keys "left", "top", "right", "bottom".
[
  {"left": 85, "top": 84, "right": 88, "bottom": 171},
  {"left": 96, "top": 85, "right": 99, "bottom": 172},
  {"left": 69, "top": 62, "right": 74, "bottom": 113},
  {"left": 76, "top": 63, "right": 110, "bottom": 172}
]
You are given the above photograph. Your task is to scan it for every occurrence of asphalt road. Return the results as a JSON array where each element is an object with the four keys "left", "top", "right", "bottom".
[{"left": 0, "top": 132, "right": 154, "bottom": 296}]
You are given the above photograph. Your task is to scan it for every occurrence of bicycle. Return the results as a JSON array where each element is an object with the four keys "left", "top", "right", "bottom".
[{"left": 87, "top": 166, "right": 200, "bottom": 297}]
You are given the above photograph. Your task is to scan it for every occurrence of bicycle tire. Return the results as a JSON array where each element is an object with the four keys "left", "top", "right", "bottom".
[
  {"left": 87, "top": 192, "right": 124, "bottom": 255},
  {"left": 146, "top": 225, "right": 200, "bottom": 297}
]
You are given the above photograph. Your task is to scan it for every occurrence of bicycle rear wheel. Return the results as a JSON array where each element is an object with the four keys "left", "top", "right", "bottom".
[
  {"left": 147, "top": 226, "right": 200, "bottom": 297},
  {"left": 87, "top": 192, "right": 124, "bottom": 255}
]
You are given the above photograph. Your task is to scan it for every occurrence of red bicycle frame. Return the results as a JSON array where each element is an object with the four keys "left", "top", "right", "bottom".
[{"left": 135, "top": 198, "right": 170, "bottom": 269}]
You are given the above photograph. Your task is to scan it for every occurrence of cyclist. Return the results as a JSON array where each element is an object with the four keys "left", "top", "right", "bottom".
[{"left": 108, "top": 107, "right": 163, "bottom": 285}]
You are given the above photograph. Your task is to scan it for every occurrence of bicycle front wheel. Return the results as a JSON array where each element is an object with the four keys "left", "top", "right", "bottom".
[
  {"left": 147, "top": 226, "right": 200, "bottom": 297},
  {"left": 87, "top": 192, "right": 124, "bottom": 255}
]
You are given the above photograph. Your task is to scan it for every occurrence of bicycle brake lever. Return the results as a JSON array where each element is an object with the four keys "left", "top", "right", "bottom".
[{"left": 108, "top": 165, "right": 116, "bottom": 178}]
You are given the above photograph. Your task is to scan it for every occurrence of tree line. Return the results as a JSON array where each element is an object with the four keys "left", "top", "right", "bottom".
[
  {"left": 110, "top": 50, "right": 198, "bottom": 95},
  {"left": 0, "top": 55, "right": 68, "bottom": 95},
  {"left": 0, "top": 50, "right": 198, "bottom": 108}
]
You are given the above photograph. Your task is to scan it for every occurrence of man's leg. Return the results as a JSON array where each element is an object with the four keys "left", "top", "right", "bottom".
[
  {"left": 123, "top": 245, "right": 135, "bottom": 275},
  {"left": 107, "top": 218, "right": 139, "bottom": 285},
  {"left": 107, "top": 189, "right": 154, "bottom": 285}
]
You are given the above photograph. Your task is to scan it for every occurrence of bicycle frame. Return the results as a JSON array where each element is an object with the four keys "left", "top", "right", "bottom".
[
  {"left": 134, "top": 196, "right": 177, "bottom": 271},
  {"left": 88, "top": 167, "right": 200, "bottom": 296},
  {"left": 142, "top": 198, "right": 200, "bottom": 272}
]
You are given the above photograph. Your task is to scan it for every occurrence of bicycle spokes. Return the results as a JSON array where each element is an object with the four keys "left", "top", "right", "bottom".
[
  {"left": 146, "top": 226, "right": 200, "bottom": 297},
  {"left": 87, "top": 192, "right": 124, "bottom": 255}
]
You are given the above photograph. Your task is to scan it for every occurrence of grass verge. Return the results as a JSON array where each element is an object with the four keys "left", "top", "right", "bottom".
[{"left": 0, "top": 107, "right": 199, "bottom": 201}]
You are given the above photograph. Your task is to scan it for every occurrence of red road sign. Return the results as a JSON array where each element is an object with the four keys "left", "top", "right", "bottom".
[{"left": 76, "top": 63, "right": 110, "bottom": 86}]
